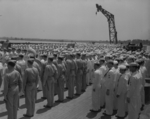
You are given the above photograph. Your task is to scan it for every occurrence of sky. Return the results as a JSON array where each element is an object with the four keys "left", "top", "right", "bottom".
[{"left": 0, "top": 0, "right": 150, "bottom": 41}]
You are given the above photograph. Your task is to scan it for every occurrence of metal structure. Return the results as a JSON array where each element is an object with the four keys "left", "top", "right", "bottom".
[{"left": 96, "top": 4, "right": 118, "bottom": 44}]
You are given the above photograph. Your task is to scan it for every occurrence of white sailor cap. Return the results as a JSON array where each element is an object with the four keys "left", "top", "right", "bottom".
[{"left": 119, "top": 65, "right": 126, "bottom": 70}]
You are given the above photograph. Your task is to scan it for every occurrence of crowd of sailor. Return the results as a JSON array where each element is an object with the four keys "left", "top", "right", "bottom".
[{"left": 0, "top": 43, "right": 150, "bottom": 119}]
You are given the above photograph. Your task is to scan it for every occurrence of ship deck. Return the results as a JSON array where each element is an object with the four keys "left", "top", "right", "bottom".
[{"left": 0, "top": 85, "right": 138, "bottom": 119}]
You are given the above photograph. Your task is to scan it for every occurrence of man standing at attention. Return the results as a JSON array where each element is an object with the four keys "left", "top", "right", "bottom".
[
  {"left": 43, "top": 56, "right": 58, "bottom": 108},
  {"left": 81, "top": 53, "right": 87, "bottom": 92},
  {"left": 98, "top": 58, "right": 107, "bottom": 108},
  {"left": 17, "top": 54, "right": 26, "bottom": 97},
  {"left": 136, "top": 59, "right": 147, "bottom": 108},
  {"left": 4, "top": 60, "right": 22, "bottom": 119},
  {"left": 66, "top": 54, "right": 76, "bottom": 99},
  {"left": 103, "top": 60, "right": 115, "bottom": 116},
  {"left": 75, "top": 53, "right": 83, "bottom": 95},
  {"left": 90, "top": 62, "right": 102, "bottom": 112},
  {"left": 55, "top": 56, "right": 66, "bottom": 102},
  {"left": 40, "top": 54, "right": 47, "bottom": 99},
  {"left": 127, "top": 62, "right": 142, "bottom": 119},
  {"left": 23, "top": 58, "right": 40, "bottom": 117},
  {"left": 116, "top": 65, "right": 128, "bottom": 118}
]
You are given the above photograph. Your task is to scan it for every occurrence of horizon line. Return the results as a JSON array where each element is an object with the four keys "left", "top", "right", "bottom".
[{"left": 0, "top": 37, "right": 149, "bottom": 43}]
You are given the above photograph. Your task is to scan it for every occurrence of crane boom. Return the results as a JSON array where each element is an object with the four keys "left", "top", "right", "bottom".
[{"left": 96, "top": 4, "right": 118, "bottom": 44}]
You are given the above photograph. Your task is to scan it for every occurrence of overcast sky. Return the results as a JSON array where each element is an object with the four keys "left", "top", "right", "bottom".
[{"left": 0, "top": 0, "right": 150, "bottom": 41}]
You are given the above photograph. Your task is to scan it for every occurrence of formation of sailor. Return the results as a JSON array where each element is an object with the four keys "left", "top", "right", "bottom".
[
  {"left": 90, "top": 52, "right": 150, "bottom": 119},
  {"left": 0, "top": 43, "right": 150, "bottom": 119}
]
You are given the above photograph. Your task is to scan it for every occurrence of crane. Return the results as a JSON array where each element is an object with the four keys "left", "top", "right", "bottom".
[{"left": 96, "top": 4, "right": 118, "bottom": 44}]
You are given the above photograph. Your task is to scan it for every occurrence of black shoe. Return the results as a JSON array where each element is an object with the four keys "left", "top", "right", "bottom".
[
  {"left": 66, "top": 97, "right": 73, "bottom": 99},
  {"left": 82, "top": 90, "right": 85, "bottom": 92},
  {"left": 54, "top": 93, "right": 57, "bottom": 96},
  {"left": 141, "top": 104, "right": 145, "bottom": 111},
  {"left": 41, "top": 97, "right": 47, "bottom": 99},
  {"left": 101, "top": 105, "right": 105, "bottom": 109},
  {"left": 43, "top": 105, "right": 51, "bottom": 108},
  {"left": 75, "top": 93, "right": 80, "bottom": 96},
  {"left": 90, "top": 109, "right": 100, "bottom": 112},
  {"left": 115, "top": 115, "right": 125, "bottom": 118},
  {"left": 37, "top": 89, "right": 42, "bottom": 92},
  {"left": 55, "top": 100, "right": 61, "bottom": 103},
  {"left": 20, "top": 95, "right": 25, "bottom": 98},
  {"left": 103, "top": 112, "right": 112, "bottom": 116},
  {"left": 23, "top": 114, "right": 33, "bottom": 117}
]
